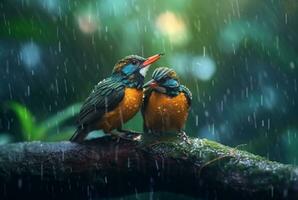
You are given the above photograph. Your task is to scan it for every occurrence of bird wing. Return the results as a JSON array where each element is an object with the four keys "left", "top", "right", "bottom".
[
  {"left": 180, "top": 85, "right": 192, "bottom": 107},
  {"left": 77, "top": 77, "right": 125, "bottom": 126}
]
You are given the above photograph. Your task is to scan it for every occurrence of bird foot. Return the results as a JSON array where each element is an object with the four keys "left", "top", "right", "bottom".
[{"left": 178, "top": 131, "right": 191, "bottom": 144}]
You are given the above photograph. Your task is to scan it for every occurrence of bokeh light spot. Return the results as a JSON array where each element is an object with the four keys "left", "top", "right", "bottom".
[
  {"left": 38, "top": 0, "right": 61, "bottom": 14},
  {"left": 156, "top": 11, "right": 188, "bottom": 45},
  {"left": 191, "top": 56, "right": 216, "bottom": 81},
  {"left": 262, "top": 87, "right": 277, "bottom": 110},
  {"left": 19, "top": 42, "right": 41, "bottom": 69},
  {"left": 77, "top": 12, "right": 100, "bottom": 34}
]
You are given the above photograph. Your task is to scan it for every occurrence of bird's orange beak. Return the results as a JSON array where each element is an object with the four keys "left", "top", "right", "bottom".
[{"left": 141, "top": 53, "right": 164, "bottom": 68}]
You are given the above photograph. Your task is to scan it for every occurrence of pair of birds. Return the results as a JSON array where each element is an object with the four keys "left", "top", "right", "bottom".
[{"left": 70, "top": 54, "right": 192, "bottom": 142}]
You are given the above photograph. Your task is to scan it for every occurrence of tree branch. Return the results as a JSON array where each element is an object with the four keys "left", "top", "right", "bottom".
[{"left": 0, "top": 135, "right": 297, "bottom": 200}]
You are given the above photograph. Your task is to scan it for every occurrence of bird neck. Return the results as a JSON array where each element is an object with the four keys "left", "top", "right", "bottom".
[
  {"left": 154, "top": 86, "right": 180, "bottom": 97},
  {"left": 112, "top": 73, "right": 144, "bottom": 89},
  {"left": 166, "top": 87, "right": 180, "bottom": 97}
]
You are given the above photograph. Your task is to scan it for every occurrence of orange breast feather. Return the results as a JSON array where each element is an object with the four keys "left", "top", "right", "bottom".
[
  {"left": 144, "top": 91, "right": 189, "bottom": 132},
  {"left": 98, "top": 88, "right": 143, "bottom": 133}
]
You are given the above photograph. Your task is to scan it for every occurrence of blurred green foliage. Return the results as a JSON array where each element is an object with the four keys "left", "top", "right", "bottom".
[
  {"left": 6, "top": 102, "right": 81, "bottom": 142},
  {"left": 0, "top": 19, "right": 56, "bottom": 43}
]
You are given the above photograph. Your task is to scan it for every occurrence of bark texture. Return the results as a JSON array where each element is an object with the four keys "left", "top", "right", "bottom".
[{"left": 0, "top": 135, "right": 297, "bottom": 200}]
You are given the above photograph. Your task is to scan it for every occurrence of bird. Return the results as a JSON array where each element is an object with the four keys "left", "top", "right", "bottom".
[
  {"left": 142, "top": 67, "right": 192, "bottom": 140},
  {"left": 70, "top": 54, "right": 163, "bottom": 142}
]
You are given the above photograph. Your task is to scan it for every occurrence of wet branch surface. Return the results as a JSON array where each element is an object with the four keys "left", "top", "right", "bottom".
[{"left": 0, "top": 135, "right": 298, "bottom": 200}]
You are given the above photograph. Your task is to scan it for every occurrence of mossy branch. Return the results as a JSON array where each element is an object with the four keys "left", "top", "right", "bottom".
[{"left": 0, "top": 135, "right": 297, "bottom": 200}]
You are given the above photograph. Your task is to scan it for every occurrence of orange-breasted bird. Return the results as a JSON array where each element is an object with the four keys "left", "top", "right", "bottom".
[
  {"left": 142, "top": 67, "right": 192, "bottom": 138},
  {"left": 70, "top": 54, "right": 162, "bottom": 142}
]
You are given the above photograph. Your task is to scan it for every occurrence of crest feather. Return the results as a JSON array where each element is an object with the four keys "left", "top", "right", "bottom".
[{"left": 152, "top": 67, "right": 178, "bottom": 81}]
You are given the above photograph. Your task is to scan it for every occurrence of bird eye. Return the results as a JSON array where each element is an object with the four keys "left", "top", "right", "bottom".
[{"left": 131, "top": 60, "right": 138, "bottom": 65}]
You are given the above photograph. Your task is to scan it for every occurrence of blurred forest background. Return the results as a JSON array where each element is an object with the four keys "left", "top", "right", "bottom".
[{"left": 0, "top": 0, "right": 298, "bottom": 172}]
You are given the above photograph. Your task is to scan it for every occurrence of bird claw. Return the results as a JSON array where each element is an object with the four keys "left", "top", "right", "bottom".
[{"left": 178, "top": 131, "right": 191, "bottom": 144}]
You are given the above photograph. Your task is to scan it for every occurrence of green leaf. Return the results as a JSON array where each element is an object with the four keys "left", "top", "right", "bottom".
[
  {"left": 7, "top": 102, "right": 82, "bottom": 142},
  {"left": 8, "top": 102, "right": 36, "bottom": 141}
]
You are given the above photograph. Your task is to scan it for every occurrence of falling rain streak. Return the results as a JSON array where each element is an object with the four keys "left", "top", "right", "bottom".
[{"left": 0, "top": 0, "right": 297, "bottom": 198}]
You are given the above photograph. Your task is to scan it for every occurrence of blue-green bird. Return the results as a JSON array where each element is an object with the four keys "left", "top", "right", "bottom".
[{"left": 70, "top": 54, "right": 162, "bottom": 142}]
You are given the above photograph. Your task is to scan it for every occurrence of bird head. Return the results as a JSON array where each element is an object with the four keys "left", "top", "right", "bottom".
[
  {"left": 112, "top": 54, "right": 163, "bottom": 87},
  {"left": 143, "top": 67, "right": 180, "bottom": 95}
]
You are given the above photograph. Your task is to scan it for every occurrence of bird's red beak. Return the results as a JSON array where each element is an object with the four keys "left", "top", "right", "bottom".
[
  {"left": 143, "top": 79, "right": 158, "bottom": 88},
  {"left": 149, "top": 82, "right": 158, "bottom": 88},
  {"left": 143, "top": 79, "right": 167, "bottom": 93},
  {"left": 141, "top": 53, "right": 164, "bottom": 68}
]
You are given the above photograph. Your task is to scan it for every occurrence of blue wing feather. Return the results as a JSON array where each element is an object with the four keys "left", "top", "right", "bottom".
[{"left": 77, "top": 77, "right": 125, "bottom": 126}]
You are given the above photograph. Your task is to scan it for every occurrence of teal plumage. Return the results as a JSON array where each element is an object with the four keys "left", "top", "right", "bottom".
[
  {"left": 77, "top": 77, "right": 125, "bottom": 127},
  {"left": 70, "top": 54, "right": 162, "bottom": 142}
]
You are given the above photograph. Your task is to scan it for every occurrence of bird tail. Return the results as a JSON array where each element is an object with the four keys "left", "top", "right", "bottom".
[{"left": 70, "top": 127, "right": 88, "bottom": 143}]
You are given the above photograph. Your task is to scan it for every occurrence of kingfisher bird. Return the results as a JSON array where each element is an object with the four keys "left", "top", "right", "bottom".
[
  {"left": 142, "top": 67, "right": 192, "bottom": 139},
  {"left": 70, "top": 54, "right": 163, "bottom": 142}
]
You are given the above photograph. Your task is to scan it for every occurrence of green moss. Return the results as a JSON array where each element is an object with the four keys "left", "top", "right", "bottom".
[{"left": 143, "top": 136, "right": 298, "bottom": 186}]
